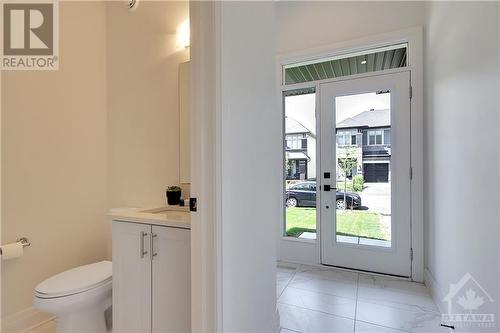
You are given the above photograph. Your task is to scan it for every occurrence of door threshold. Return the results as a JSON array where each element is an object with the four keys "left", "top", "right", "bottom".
[{"left": 320, "top": 263, "right": 412, "bottom": 281}]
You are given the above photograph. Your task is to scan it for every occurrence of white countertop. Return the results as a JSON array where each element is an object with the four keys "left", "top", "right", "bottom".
[{"left": 108, "top": 206, "right": 191, "bottom": 229}]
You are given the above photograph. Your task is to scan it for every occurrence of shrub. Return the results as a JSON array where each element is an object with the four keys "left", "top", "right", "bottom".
[{"left": 352, "top": 175, "right": 364, "bottom": 192}]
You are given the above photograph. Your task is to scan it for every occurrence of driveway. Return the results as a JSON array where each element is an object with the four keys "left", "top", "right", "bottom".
[{"left": 359, "top": 182, "right": 391, "bottom": 215}]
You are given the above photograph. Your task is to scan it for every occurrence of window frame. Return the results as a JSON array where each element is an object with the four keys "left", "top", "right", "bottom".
[
  {"left": 367, "top": 129, "right": 386, "bottom": 145},
  {"left": 337, "top": 129, "right": 358, "bottom": 146}
]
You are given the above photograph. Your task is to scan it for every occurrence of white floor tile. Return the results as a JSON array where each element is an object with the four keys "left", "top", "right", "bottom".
[
  {"left": 280, "top": 329, "right": 299, "bottom": 333},
  {"left": 277, "top": 281, "right": 288, "bottom": 297},
  {"left": 279, "top": 287, "right": 356, "bottom": 319},
  {"left": 277, "top": 266, "right": 296, "bottom": 297},
  {"left": 356, "top": 300, "right": 442, "bottom": 332},
  {"left": 296, "top": 265, "right": 359, "bottom": 283},
  {"left": 277, "top": 267, "right": 295, "bottom": 283},
  {"left": 354, "top": 321, "right": 405, "bottom": 333},
  {"left": 277, "top": 265, "right": 444, "bottom": 333},
  {"left": 288, "top": 266, "right": 358, "bottom": 299},
  {"left": 408, "top": 316, "right": 453, "bottom": 333},
  {"left": 279, "top": 303, "right": 355, "bottom": 333},
  {"left": 357, "top": 274, "right": 439, "bottom": 312}
]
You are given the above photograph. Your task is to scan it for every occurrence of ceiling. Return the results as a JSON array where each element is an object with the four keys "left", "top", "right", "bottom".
[{"left": 284, "top": 46, "right": 407, "bottom": 85}]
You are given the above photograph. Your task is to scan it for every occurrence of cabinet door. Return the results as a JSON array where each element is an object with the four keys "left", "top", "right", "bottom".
[
  {"left": 151, "top": 226, "right": 191, "bottom": 333},
  {"left": 112, "top": 221, "right": 152, "bottom": 333}
]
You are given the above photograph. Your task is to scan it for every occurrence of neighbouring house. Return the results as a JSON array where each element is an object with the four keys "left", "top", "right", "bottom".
[
  {"left": 285, "top": 117, "right": 316, "bottom": 180},
  {"left": 336, "top": 108, "right": 391, "bottom": 182}
]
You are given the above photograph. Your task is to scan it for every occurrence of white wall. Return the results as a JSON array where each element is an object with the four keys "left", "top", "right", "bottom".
[
  {"left": 106, "top": 1, "right": 189, "bottom": 209},
  {"left": 1, "top": 2, "right": 109, "bottom": 322},
  {"left": 218, "top": 2, "right": 280, "bottom": 331},
  {"left": 276, "top": 1, "right": 425, "bottom": 54},
  {"left": 424, "top": 2, "right": 500, "bottom": 329}
]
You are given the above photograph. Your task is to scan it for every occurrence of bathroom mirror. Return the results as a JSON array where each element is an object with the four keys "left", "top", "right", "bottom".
[{"left": 179, "top": 61, "right": 191, "bottom": 183}]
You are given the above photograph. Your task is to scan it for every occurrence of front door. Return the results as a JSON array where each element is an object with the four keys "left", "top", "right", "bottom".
[{"left": 320, "top": 71, "right": 411, "bottom": 277}]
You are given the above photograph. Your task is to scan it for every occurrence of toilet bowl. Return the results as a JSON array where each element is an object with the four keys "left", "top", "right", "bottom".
[{"left": 33, "top": 261, "right": 112, "bottom": 333}]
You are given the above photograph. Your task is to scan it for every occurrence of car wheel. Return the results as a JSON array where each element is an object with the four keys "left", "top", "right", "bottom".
[
  {"left": 336, "top": 199, "right": 346, "bottom": 210},
  {"left": 286, "top": 197, "right": 298, "bottom": 207}
]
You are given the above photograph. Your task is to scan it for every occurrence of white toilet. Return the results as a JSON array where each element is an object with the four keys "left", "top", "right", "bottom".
[{"left": 33, "top": 260, "right": 112, "bottom": 333}]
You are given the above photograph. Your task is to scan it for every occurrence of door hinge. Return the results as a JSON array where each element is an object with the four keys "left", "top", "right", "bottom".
[
  {"left": 410, "top": 248, "right": 414, "bottom": 261},
  {"left": 409, "top": 167, "right": 413, "bottom": 180},
  {"left": 409, "top": 86, "right": 413, "bottom": 100}
]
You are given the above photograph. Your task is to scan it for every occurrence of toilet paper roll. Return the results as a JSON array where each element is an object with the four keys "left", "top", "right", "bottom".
[{"left": 1, "top": 242, "right": 23, "bottom": 260}]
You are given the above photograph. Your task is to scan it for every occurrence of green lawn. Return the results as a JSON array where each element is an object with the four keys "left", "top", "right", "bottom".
[{"left": 285, "top": 207, "right": 389, "bottom": 240}]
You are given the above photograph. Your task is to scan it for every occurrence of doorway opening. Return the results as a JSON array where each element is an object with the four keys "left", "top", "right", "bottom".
[{"left": 278, "top": 32, "right": 422, "bottom": 281}]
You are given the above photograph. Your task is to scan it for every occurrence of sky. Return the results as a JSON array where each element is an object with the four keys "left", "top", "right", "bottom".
[
  {"left": 285, "top": 91, "right": 391, "bottom": 133},
  {"left": 335, "top": 92, "right": 390, "bottom": 123},
  {"left": 285, "top": 93, "right": 316, "bottom": 134}
]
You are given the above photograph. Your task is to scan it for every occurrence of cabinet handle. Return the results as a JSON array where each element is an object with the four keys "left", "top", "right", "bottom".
[
  {"left": 140, "top": 231, "right": 149, "bottom": 258},
  {"left": 151, "top": 233, "right": 158, "bottom": 259}
]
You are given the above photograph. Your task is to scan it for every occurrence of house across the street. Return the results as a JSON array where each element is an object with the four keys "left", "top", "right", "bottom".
[
  {"left": 336, "top": 108, "right": 391, "bottom": 183},
  {"left": 285, "top": 117, "right": 316, "bottom": 180}
]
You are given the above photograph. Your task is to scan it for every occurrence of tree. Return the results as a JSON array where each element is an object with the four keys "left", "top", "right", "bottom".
[
  {"left": 337, "top": 147, "right": 358, "bottom": 210},
  {"left": 285, "top": 153, "right": 293, "bottom": 178}
]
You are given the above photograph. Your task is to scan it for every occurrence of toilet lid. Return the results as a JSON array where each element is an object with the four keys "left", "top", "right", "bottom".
[{"left": 35, "top": 261, "right": 112, "bottom": 298}]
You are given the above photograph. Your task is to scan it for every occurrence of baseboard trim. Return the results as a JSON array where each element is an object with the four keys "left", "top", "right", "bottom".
[
  {"left": 2, "top": 307, "right": 55, "bottom": 333},
  {"left": 424, "top": 268, "right": 446, "bottom": 315},
  {"left": 270, "top": 308, "right": 281, "bottom": 333}
]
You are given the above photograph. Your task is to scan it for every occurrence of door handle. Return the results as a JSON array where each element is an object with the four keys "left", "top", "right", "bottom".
[
  {"left": 151, "top": 233, "right": 158, "bottom": 260},
  {"left": 140, "top": 231, "right": 149, "bottom": 258},
  {"left": 323, "top": 184, "right": 338, "bottom": 191}
]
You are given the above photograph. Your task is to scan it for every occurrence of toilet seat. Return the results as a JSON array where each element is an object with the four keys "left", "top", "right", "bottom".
[{"left": 35, "top": 261, "right": 112, "bottom": 299}]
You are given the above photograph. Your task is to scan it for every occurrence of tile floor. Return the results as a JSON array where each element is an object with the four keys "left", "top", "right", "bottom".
[
  {"left": 278, "top": 264, "right": 452, "bottom": 333},
  {"left": 27, "top": 265, "right": 450, "bottom": 333}
]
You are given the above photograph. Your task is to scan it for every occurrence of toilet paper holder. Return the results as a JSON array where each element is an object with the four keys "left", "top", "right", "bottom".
[
  {"left": 0, "top": 237, "right": 30, "bottom": 255},
  {"left": 17, "top": 237, "right": 31, "bottom": 248}
]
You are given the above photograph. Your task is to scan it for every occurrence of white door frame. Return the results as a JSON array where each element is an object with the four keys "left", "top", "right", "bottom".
[
  {"left": 276, "top": 27, "right": 424, "bottom": 282},
  {"left": 0, "top": 47, "right": 3, "bottom": 322},
  {"left": 190, "top": 2, "right": 221, "bottom": 331}
]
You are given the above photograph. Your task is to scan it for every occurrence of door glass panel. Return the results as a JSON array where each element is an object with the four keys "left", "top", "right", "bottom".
[
  {"left": 283, "top": 88, "right": 317, "bottom": 239},
  {"left": 334, "top": 91, "right": 391, "bottom": 247}
]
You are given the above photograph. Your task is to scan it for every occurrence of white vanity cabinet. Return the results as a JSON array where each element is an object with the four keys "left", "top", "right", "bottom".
[{"left": 112, "top": 220, "right": 190, "bottom": 333}]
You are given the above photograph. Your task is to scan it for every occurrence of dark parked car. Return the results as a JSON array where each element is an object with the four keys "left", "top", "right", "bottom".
[{"left": 285, "top": 181, "right": 361, "bottom": 210}]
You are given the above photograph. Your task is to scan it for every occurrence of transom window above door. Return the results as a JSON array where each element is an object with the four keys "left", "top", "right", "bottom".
[{"left": 283, "top": 43, "right": 408, "bottom": 85}]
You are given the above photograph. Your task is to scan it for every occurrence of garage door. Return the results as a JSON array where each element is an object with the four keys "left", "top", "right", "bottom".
[{"left": 363, "top": 163, "right": 389, "bottom": 182}]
